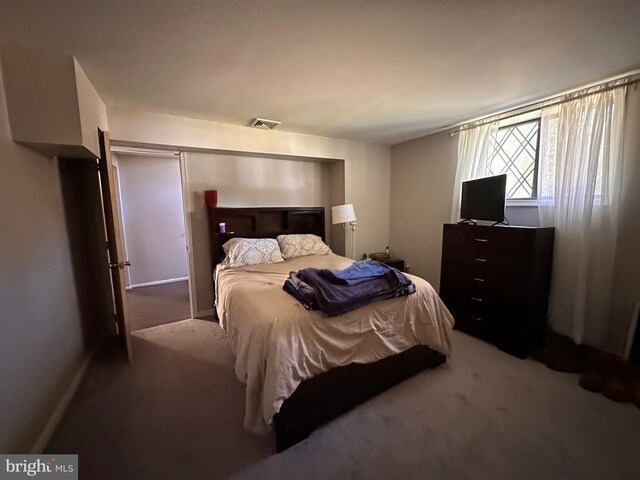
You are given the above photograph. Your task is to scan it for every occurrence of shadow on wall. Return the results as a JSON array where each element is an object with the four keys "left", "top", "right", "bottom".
[{"left": 58, "top": 157, "right": 114, "bottom": 348}]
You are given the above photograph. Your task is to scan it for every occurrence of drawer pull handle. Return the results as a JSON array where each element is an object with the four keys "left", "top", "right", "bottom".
[
  {"left": 470, "top": 296, "right": 483, "bottom": 302},
  {"left": 471, "top": 316, "right": 483, "bottom": 322},
  {"left": 473, "top": 277, "right": 485, "bottom": 282},
  {"left": 474, "top": 258, "right": 487, "bottom": 262},
  {"left": 474, "top": 238, "right": 488, "bottom": 243}
]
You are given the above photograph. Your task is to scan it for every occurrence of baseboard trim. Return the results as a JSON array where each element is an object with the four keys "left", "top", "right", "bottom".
[
  {"left": 127, "top": 277, "right": 188, "bottom": 290},
  {"left": 30, "top": 349, "right": 95, "bottom": 454},
  {"left": 195, "top": 308, "right": 216, "bottom": 319}
]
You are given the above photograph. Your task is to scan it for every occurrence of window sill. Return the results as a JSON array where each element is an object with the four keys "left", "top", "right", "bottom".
[{"left": 506, "top": 199, "right": 539, "bottom": 207}]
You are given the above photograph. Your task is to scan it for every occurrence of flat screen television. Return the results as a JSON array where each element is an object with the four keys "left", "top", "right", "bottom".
[{"left": 460, "top": 174, "right": 507, "bottom": 222}]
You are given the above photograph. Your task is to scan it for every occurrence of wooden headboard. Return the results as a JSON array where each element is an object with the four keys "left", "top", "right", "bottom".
[{"left": 206, "top": 206, "right": 326, "bottom": 266}]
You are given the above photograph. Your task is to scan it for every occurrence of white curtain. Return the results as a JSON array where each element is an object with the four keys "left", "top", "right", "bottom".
[
  {"left": 538, "top": 87, "right": 626, "bottom": 346},
  {"left": 450, "top": 122, "right": 499, "bottom": 222}
]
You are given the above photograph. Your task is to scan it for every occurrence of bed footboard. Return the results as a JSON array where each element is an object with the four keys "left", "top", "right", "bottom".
[{"left": 273, "top": 345, "right": 446, "bottom": 452}]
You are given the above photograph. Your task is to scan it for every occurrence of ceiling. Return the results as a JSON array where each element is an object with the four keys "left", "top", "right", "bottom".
[{"left": 1, "top": 0, "right": 639, "bottom": 145}]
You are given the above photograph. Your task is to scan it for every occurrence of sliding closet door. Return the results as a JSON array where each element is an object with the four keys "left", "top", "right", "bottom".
[{"left": 98, "top": 129, "right": 133, "bottom": 361}]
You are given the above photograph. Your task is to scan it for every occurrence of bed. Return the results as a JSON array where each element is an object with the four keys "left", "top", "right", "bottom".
[{"left": 207, "top": 206, "right": 454, "bottom": 451}]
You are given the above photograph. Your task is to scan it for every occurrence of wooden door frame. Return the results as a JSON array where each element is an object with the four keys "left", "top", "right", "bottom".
[
  {"left": 178, "top": 151, "right": 198, "bottom": 319},
  {"left": 110, "top": 161, "right": 133, "bottom": 289},
  {"left": 108, "top": 145, "right": 196, "bottom": 320}
]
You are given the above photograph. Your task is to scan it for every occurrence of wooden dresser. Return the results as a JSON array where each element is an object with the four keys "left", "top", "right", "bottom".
[{"left": 439, "top": 223, "right": 554, "bottom": 358}]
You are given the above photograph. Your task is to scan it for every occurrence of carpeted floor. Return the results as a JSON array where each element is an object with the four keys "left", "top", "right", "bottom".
[
  {"left": 45, "top": 319, "right": 640, "bottom": 480},
  {"left": 126, "top": 281, "right": 191, "bottom": 331}
]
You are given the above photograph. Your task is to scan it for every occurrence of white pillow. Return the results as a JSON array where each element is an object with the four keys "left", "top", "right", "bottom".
[
  {"left": 277, "top": 234, "right": 331, "bottom": 259},
  {"left": 222, "top": 237, "right": 284, "bottom": 267}
]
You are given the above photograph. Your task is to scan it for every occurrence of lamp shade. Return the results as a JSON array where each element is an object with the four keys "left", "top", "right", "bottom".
[{"left": 331, "top": 203, "right": 357, "bottom": 224}]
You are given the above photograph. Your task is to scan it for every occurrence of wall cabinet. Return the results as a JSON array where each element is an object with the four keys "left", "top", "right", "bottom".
[{"left": 0, "top": 41, "right": 108, "bottom": 159}]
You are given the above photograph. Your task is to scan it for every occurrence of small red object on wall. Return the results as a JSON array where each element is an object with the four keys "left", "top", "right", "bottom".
[{"left": 205, "top": 190, "right": 218, "bottom": 208}]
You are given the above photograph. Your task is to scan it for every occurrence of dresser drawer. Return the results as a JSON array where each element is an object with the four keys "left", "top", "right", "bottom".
[
  {"left": 443, "top": 243, "right": 529, "bottom": 276},
  {"left": 443, "top": 224, "right": 535, "bottom": 262},
  {"left": 441, "top": 261, "right": 529, "bottom": 303},
  {"left": 452, "top": 309, "right": 498, "bottom": 343},
  {"left": 449, "top": 288, "right": 500, "bottom": 315}
]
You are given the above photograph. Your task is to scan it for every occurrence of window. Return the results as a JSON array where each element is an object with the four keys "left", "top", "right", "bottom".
[
  {"left": 538, "top": 110, "right": 610, "bottom": 206},
  {"left": 488, "top": 118, "right": 541, "bottom": 200}
]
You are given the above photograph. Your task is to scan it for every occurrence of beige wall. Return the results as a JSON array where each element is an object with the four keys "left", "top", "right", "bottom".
[
  {"left": 107, "top": 108, "right": 391, "bottom": 314},
  {"left": 390, "top": 88, "right": 640, "bottom": 355},
  {"left": 0, "top": 65, "right": 86, "bottom": 452},
  {"left": 390, "top": 131, "right": 457, "bottom": 289},
  {"left": 74, "top": 58, "right": 109, "bottom": 158},
  {"left": 107, "top": 107, "right": 391, "bottom": 257},
  {"left": 185, "top": 152, "right": 334, "bottom": 313},
  {"left": 117, "top": 154, "right": 188, "bottom": 287},
  {"left": 329, "top": 160, "right": 346, "bottom": 256}
]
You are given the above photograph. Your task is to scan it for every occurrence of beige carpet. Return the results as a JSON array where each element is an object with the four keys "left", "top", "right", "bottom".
[
  {"left": 126, "top": 281, "right": 191, "bottom": 331},
  {"left": 46, "top": 319, "right": 640, "bottom": 480}
]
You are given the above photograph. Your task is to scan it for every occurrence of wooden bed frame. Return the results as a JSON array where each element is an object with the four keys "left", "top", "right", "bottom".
[
  {"left": 206, "top": 205, "right": 446, "bottom": 451},
  {"left": 207, "top": 206, "right": 326, "bottom": 267}
]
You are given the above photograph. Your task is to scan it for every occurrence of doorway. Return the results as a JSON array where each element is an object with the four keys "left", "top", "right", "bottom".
[{"left": 111, "top": 147, "right": 192, "bottom": 331}]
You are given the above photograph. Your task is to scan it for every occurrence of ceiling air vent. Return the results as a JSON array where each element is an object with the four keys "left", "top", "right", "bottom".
[{"left": 249, "top": 118, "right": 281, "bottom": 130}]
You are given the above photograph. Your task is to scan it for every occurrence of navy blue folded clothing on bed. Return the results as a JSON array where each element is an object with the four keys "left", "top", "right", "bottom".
[
  {"left": 283, "top": 260, "right": 415, "bottom": 316},
  {"left": 283, "top": 271, "right": 319, "bottom": 311}
]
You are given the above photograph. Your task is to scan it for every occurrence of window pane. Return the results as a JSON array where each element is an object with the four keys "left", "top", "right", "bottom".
[{"left": 490, "top": 119, "right": 540, "bottom": 199}]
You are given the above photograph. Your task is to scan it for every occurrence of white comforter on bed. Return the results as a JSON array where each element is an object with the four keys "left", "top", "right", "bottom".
[{"left": 215, "top": 253, "right": 454, "bottom": 434}]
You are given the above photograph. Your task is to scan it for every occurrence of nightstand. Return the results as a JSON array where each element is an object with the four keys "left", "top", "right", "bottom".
[{"left": 383, "top": 258, "right": 405, "bottom": 271}]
